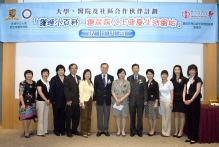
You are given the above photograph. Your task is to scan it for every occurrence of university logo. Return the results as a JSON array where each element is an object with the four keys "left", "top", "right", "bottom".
[
  {"left": 4, "top": 9, "right": 20, "bottom": 21},
  {"left": 22, "top": 9, "right": 32, "bottom": 19}
]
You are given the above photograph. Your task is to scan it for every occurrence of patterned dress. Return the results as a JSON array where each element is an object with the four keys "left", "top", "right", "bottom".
[
  {"left": 19, "top": 80, "right": 37, "bottom": 120},
  {"left": 111, "top": 79, "right": 130, "bottom": 117}
]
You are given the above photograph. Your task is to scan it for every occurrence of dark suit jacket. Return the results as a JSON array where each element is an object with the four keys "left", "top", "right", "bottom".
[
  {"left": 64, "top": 74, "right": 81, "bottom": 105},
  {"left": 186, "top": 76, "right": 203, "bottom": 100},
  {"left": 146, "top": 79, "right": 159, "bottom": 101},
  {"left": 93, "top": 74, "right": 114, "bottom": 106},
  {"left": 127, "top": 74, "right": 148, "bottom": 106},
  {"left": 49, "top": 75, "right": 66, "bottom": 108}
]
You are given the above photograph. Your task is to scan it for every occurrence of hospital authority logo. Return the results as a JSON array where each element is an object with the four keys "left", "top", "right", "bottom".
[
  {"left": 182, "top": 10, "right": 214, "bottom": 20},
  {"left": 22, "top": 9, "right": 32, "bottom": 19},
  {"left": 182, "top": 10, "right": 190, "bottom": 19},
  {"left": 208, "top": 11, "right": 214, "bottom": 19},
  {"left": 4, "top": 9, "right": 20, "bottom": 21}
]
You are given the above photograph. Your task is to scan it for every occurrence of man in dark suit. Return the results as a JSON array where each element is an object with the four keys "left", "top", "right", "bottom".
[
  {"left": 64, "top": 63, "right": 81, "bottom": 137},
  {"left": 93, "top": 63, "right": 114, "bottom": 137},
  {"left": 127, "top": 63, "right": 148, "bottom": 137}
]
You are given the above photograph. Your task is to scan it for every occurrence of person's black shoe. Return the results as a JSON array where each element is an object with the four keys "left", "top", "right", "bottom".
[
  {"left": 130, "top": 132, "right": 135, "bottom": 137},
  {"left": 176, "top": 134, "right": 183, "bottom": 138},
  {"left": 147, "top": 132, "right": 156, "bottom": 136},
  {"left": 67, "top": 133, "right": 73, "bottom": 137},
  {"left": 29, "top": 132, "right": 34, "bottom": 135},
  {"left": 190, "top": 141, "right": 196, "bottom": 144},
  {"left": 96, "top": 132, "right": 101, "bottom": 137},
  {"left": 185, "top": 139, "right": 190, "bottom": 142},
  {"left": 24, "top": 135, "right": 30, "bottom": 138},
  {"left": 137, "top": 132, "right": 142, "bottom": 137},
  {"left": 105, "top": 132, "right": 110, "bottom": 136},
  {"left": 61, "top": 132, "right": 65, "bottom": 136},
  {"left": 54, "top": 132, "right": 60, "bottom": 136},
  {"left": 37, "top": 135, "right": 46, "bottom": 137},
  {"left": 72, "top": 131, "right": 82, "bottom": 136}
]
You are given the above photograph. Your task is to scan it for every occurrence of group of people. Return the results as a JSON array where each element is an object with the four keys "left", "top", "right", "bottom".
[{"left": 19, "top": 63, "right": 203, "bottom": 144}]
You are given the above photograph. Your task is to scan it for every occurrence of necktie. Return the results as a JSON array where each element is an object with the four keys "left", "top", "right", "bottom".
[
  {"left": 103, "top": 75, "right": 106, "bottom": 87},
  {"left": 75, "top": 76, "right": 78, "bottom": 84},
  {"left": 134, "top": 76, "right": 137, "bottom": 81}
]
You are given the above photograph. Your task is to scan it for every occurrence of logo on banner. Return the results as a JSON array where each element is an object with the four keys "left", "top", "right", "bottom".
[
  {"left": 182, "top": 10, "right": 190, "bottom": 19},
  {"left": 208, "top": 11, "right": 214, "bottom": 19},
  {"left": 22, "top": 9, "right": 32, "bottom": 19},
  {"left": 4, "top": 9, "right": 20, "bottom": 21}
]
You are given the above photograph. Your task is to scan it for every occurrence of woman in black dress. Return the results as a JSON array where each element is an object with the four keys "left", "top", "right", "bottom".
[
  {"left": 185, "top": 64, "right": 203, "bottom": 144},
  {"left": 19, "top": 70, "right": 37, "bottom": 138},
  {"left": 170, "top": 65, "right": 187, "bottom": 138}
]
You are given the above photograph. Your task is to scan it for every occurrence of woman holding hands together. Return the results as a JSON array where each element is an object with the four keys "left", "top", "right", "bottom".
[
  {"left": 79, "top": 69, "right": 94, "bottom": 138},
  {"left": 111, "top": 68, "right": 130, "bottom": 137}
]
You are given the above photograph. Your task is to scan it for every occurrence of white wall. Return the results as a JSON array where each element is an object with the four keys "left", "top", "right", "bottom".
[
  {"left": 15, "top": 42, "right": 203, "bottom": 98},
  {"left": 15, "top": 0, "right": 204, "bottom": 98}
]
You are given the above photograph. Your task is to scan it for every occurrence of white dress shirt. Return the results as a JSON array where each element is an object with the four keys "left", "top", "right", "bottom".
[
  {"left": 187, "top": 76, "right": 194, "bottom": 94},
  {"left": 71, "top": 74, "right": 78, "bottom": 84}
]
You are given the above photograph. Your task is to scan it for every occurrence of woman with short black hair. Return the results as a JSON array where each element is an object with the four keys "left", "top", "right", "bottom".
[
  {"left": 145, "top": 69, "right": 159, "bottom": 136},
  {"left": 159, "top": 70, "right": 174, "bottom": 137},
  {"left": 111, "top": 68, "right": 130, "bottom": 137},
  {"left": 36, "top": 68, "right": 50, "bottom": 137},
  {"left": 49, "top": 64, "right": 66, "bottom": 136},
  {"left": 185, "top": 64, "right": 203, "bottom": 144},
  {"left": 19, "top": 70, "right": 37, "bottom": 138}
]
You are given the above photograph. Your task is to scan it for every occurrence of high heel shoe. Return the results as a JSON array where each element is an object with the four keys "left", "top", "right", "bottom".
[
  {"left": 173, "top": 131, "right": 179, "bottom": 137},
  {"left": 24, "top": 131, "right": 30, "bottom": 138},
  {"left": 176, "top": 134, "right": 183, "bottom": 138},
  {"left": 147, "top": 131, "right": 156, "bottom": 136},
  {"left": 83, "top": 135, "right": 88, "bottom": 138},
  {"left": 190, "top": 141, "right": 196, "bottom": 144},
  {"left": 37, "top": 134, "right": 46, "bottom": 137},
  {"left": 29, "top": 132, "right": 34, "bottom": 135},
  {"left": 185, "top": 139, "right": 191, "bottom": 142},
  {"left": 24, "top": 135, "right": 30, "bottom": 138},
  {"left": 116, "top": 133, "right": 121, "bottom": 136}
]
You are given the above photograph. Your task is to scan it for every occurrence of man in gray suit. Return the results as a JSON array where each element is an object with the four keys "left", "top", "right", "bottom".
[{"left": 127, "top": 63, "right": 148, "bottom": 137}]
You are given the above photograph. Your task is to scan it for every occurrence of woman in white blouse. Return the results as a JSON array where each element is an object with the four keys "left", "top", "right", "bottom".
[
  {"left": 79, "top": 69, "right": 94, "bottom": 138},
  {"left": 159, "top": 70, "right": 174, "bottom": 137}
]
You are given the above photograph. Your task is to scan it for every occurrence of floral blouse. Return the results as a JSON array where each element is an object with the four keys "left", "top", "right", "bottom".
[{"left": 19, "top": 80, "right": 37, "bottom": 105}]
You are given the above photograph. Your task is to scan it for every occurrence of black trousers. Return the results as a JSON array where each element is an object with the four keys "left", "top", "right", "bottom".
[
  {"left": 185, "top": 96, "right": 200, "bottom": 141},
  {"left": 66, "top": 104, "right": 80, "bottom": 133},
  {"left": 53, "top": 107, "right": 66, "bottom": 133},
  {"left": 129, "top": 103, "right": 144, "bottom": 133}
]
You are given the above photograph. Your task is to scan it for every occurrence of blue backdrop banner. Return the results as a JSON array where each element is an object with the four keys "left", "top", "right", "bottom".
[{"left": 0, "top": 2, "right": 218, "bottom": 43}]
